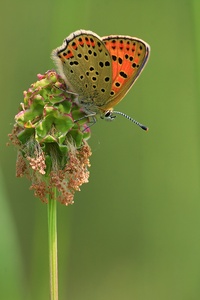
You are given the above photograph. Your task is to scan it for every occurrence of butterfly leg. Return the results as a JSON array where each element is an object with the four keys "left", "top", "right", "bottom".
[
  {"left": 74, "top": 112, "right": 97, "bottom": 132},
  {"left": 53, "top": 84, "right": 79, "bottom": 97}
]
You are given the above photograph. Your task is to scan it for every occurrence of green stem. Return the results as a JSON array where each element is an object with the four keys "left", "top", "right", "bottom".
[{"left": 48, "top": 188, "right": 58, "bottom": 300}]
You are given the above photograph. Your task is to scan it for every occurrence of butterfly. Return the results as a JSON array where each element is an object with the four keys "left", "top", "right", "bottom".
[{"left": 52, "top": 29, "right": 150, "bottom": 130}]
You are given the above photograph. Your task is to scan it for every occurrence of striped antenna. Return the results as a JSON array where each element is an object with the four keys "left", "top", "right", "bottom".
[{"left": 104, "top": 110, "right": 149, "bottom": 131}]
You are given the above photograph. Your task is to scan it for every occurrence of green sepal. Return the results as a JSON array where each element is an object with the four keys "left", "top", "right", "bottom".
[
  {"left": 68, "top": 129, "right": 84, "bottom": 148},
  {"left": 16, "top": 95, "right": 45, "bottom": 126},
  {"left": 44, "top": 154, "right": 52, "bottom": 176},
  {"left": 53, "top": 100, "right": 72, "bottom": 114},
  {"left": 83, "top": 128, "right": 91, "bottom": 140},
  {"left": 17, "top": 128, "right": 35, "bottom": 144},
  {"left": 35, "top": 108, "right": 74, "bottom": 143},
  {"left": 71, "top": 107, "right": 89, "bottom": 126},
  {"left": 43, "top": 142, "right": 68, "bottom": 171},
  {"left": 58, "top": 144, "right": 68, "bottom": 156}
]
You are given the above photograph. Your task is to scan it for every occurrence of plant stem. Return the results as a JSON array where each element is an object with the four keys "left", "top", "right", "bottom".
[{"left": 48, "top": 188, "right": 58, "bottom": 300}]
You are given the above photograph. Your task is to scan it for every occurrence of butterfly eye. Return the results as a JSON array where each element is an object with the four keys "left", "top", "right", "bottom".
[
  {"left": 104, "top": 111, "right": 111, "bottom": 117},
  {"left": 103, "top": 110, "right": 116, "bottom": 121}
]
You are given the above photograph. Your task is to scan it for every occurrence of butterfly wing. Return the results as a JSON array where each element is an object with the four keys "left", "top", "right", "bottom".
[
  {"left": 52, "top": 30, "right": 112, "bottom": 112},
  {"left": 101, "top": 35, "right": 150, "bottom": 110}
]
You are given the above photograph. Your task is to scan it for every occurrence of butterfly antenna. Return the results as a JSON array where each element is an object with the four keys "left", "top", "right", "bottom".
[{"left": 112, "top": 110, "right": 149, "bottom": 131}]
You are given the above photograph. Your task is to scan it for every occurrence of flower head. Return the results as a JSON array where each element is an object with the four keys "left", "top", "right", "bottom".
[{"left": 9, "top": 71, "right": 92, "bottom": 205}]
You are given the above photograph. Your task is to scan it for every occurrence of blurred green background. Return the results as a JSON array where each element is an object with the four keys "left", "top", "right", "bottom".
[{"left": 1, "top": 0, "right": 200, "bottom": 299}]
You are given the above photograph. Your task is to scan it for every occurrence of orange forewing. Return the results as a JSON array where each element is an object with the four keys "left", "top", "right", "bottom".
[{"left": 101, "top": 35, "right": 150, "bottom": 110}]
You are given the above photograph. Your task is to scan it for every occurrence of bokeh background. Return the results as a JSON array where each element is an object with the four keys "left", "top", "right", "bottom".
[{"left": 1, "top": 0, "right": 200, "bottom": 299}]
